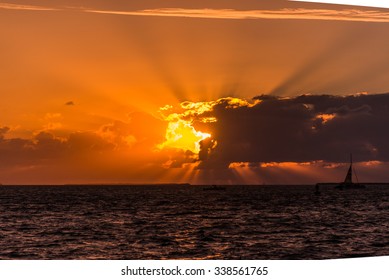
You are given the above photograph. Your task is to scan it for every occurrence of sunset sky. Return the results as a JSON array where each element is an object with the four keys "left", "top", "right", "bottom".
[{"left": 2, "top": 0, "right": 389, "bottom": 184}]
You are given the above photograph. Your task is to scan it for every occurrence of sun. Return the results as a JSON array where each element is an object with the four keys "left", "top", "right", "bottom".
[{"left": 159, "top": 119, "right": 211, "bottom": 153}]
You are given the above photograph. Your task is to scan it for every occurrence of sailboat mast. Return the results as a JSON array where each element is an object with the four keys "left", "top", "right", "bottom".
[
  {"left": 351, "top": 153, "right": 361, "bottom": 183},
  {"left": 344, "top": 153, "right": 353, "bottom": 184}
]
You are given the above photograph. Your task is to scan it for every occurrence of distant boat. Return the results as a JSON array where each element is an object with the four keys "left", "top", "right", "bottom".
[
  {"left": 335, "top": 154, "right": 365, "bottom": 190},
  {"left": 202, "top": 185, "right": 226, "bottom": 191}
]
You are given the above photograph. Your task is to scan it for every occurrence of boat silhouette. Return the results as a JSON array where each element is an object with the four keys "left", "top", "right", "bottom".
[{"left": 335, "top": 154, "right": 365, "bottom": 190}]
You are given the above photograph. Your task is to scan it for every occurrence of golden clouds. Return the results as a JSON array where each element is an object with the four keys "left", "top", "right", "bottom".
[
  {"left": 158, "top": 97, "right": 257, "bottom": 153},
  {"left": 315, "top": 113, "right": 335, "bottom": 124},
  {"left": 43, "top": 113, "right": 63, "bottom": 131},
  {"left": 0, "top": 3, "right": 57, "bottom": 11}
]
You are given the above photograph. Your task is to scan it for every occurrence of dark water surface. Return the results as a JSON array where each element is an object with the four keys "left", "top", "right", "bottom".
[{"left": 0, "top": 185, "right": 388, "bottom": 259}]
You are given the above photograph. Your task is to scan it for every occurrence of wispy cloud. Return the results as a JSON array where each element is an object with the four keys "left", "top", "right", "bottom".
[
  {"left": 85, "top": 7, "right": 389, "bottom": 23},
  {"left": 0, "top": 2, "right": 58, "bottom": 11},
  {"left": 1, "top": 2, "right": 389, "bottom": 23},
  {"left": 65, "top": 101, "right": 75, "bottom": 106}
]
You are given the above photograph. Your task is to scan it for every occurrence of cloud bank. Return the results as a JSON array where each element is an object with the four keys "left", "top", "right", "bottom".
[
  {"left": 0, "top": 112, "right": 171, "bottom": 184},
  {"left": 177, "top": 93, "right": 389, "bottom": 169},
  {"left": 159, "top": 93, "right": 389, "bottom": 183},
  {"left": 2, "top": 93, "right": 389, "bottom": 184}
]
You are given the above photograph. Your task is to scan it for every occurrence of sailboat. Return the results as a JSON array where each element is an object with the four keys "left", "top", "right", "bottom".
[{"left": 335, "top": 155, "right": 365, "bottom": 189}]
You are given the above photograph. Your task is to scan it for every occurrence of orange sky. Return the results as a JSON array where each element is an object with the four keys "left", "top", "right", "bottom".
[{"left": 2, "top": 0, "right": 389, "bottom": 184}]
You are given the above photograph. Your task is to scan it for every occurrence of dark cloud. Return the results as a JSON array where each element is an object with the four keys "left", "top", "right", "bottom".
[
  {"left": 0, "top": 110, "right": 168, "bottom": 167},
  {"left": 198, "top": 138, "right": 217, "bottom": 161},
  {"left": 0, "top": 111, "right": 173, "bottom": 183},
  {"left": 0, "top": 126, "right": 10, "bottom": 139},
  {"left": 0, "top": 130, "right": 110, "bottom": 167},
  {"left": 196, "top": 93, "right": 389, "bottom": 167},
  {"left": 161, "top": 149, "right": 196, "bottom": 169},
  {"left": 65, "top": 101, "right": 75, "bottom": 106}
]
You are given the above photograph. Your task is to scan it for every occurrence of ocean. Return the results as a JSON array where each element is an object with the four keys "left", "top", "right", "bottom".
[{"left": 0, "top": 185, "right": 388, "bottom": 259}]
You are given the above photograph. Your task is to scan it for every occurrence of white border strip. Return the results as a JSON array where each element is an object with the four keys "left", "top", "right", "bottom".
[
  {"left": 291, "top": 1, "right": 389, "bottom": 9},
  {"left": 1, "top": 258, "right": 389, "bottom": 280}
]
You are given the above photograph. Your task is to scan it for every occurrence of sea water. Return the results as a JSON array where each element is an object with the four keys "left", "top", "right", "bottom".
[{"left": 0, "top": 185, "right": 388, "bottom": 259}]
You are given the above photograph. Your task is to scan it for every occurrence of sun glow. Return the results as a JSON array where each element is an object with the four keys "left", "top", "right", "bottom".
[
  {"left": 158, "top": 97, "right": 258, "bottom": 153},
  {"left": 159, "top": 119, "right": 211, "bottom": 153}
]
